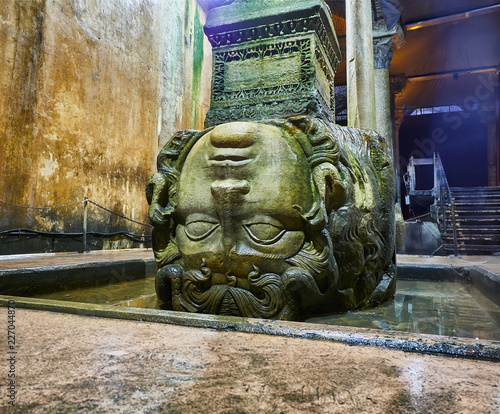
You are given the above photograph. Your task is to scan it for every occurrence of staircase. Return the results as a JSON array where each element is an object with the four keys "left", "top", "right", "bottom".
[{"left": 441, "top": 187, "right": 500, "bottom": 255}]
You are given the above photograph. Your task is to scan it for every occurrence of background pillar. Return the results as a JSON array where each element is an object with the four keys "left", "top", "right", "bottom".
[
  {"left": 373, "top": 37, "right": 393, "bottom": 141},
  {"left": 372, "top": 18, "right": 405, "bottom": 204},
  {"left": 391, "top": 75, "right": 407, "bottom": 206},
  {"left": 393, "top": 105, "right": 405, "bottom": 206},
  {"left": 346, "top": 0, "right": 376, "bottom": 130},
  {"left": 479, "top": 105, "right": 498, "bottom": 186}
]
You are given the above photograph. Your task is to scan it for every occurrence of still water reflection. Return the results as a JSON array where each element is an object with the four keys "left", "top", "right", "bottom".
[
  {"left": 36, "top": 279, "right": 500, "bottom": 340},
  {"left": 307, "top": 280, "right": 500, "bottom": 340}
]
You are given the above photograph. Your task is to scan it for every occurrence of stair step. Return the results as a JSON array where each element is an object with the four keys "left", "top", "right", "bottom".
[
  {"left": 442, "top": 224, "right": 500, "bottom": 231},
  {"left": 452, "top": 201, "right": 500, "bottom": 206},
  {"left": 448, "top": 210, "right": 500, "bottom": 215},
  {"left": 452, "top": 199, "right": 500, "bottom": 204},
  {"left": 442, "top": 232, "right": 500, "bottom": 238},
  {"left": 443, "top": 244, "right": 500, "bottom": 253},
  {"left": 442, "top": 231, "right": 500, "bottom": 237},
  {"left": 441, "top": 235, "right": 500, "bottom": 246},
  {"left": 444, "top": 223, "right": 500, "bottom": 229},
  {"left": 446, "top": 205, "right": 500, "bottom": 210},
  {"left": 451, "top": 186, "right": 500, "bottom": 192},
  {"left": 444, "top": 215, "right": 500, "bottom": 221},
  {"left": 452, "top": 192, "right": 500, "bottom": 197},
  {"left": 439, "top": 188, "right": 500, "bottom": 254},
  {"left": 452, "top": 193, "right": 500, "bottom": 197}
]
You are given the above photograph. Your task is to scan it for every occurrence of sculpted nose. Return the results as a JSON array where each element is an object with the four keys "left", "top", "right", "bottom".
[
  {"left": 210, "top": 122, "right": 257, "bottom": 148},
  {"left": 226, "top": 244, "right": 254, "bottom": 279}
]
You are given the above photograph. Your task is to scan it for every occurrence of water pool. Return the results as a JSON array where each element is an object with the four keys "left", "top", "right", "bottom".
[{"left": 32, "top": 276, "right": 500, "bottom": 341}]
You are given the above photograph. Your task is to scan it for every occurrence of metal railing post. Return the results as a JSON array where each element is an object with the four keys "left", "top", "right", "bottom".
[
  {"left": 433, "top": 152, "right": 438, "bottom": 198},
  {"left": 83, "top": 197, "right": 88, "bottom": 253},
  {"left": 440, "top": 186, "right": 447, "bottom": 232},
  {"left": 451, "top": 201, "right": 458, "bottom": 256},
  {"left": 408, "top": 156, "right": 416, "bottom": 192}
]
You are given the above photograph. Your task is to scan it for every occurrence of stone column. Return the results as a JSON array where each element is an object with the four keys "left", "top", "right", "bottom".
[
  {"left": 346, "top": 0, "right": 376, "bottom": 130},
  {"left": 373, "top": 36, "right": 394, "bottom": 141},
  {"left": 372, "top": 20, "right": 405, "bottom": 205},
  {"left": 390, "top": 75, "right": 406, "bottom": 206},
  {"left": 479, "top": 105, "right": 498, "bottom": 186},
  {"left": 393, "top": 104, "right": 405, "bottom": 205},
  {"left": 372, "top": 22, "right": 404, "bottom": 141}
]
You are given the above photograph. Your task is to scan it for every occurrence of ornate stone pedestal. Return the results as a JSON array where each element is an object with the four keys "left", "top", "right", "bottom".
[{"left": 203, "top": 0, "right": 341, "bottom": 126}]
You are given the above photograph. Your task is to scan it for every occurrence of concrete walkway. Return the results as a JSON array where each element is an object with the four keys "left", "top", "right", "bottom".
[
  {"left": 0, "top": 248, "right": 155, "bottom": 271},
  {"left": 0, "top": 250, "right": 499, "bottom": 412},
  {"left": 2, "top": 248, "right": 500, "bottom": 275},
  {"left": 398, "top": 254, "right": 500, "bottom": 276},
  {"left": 2, "top": 307, "right": 499, "bottom": 413}
]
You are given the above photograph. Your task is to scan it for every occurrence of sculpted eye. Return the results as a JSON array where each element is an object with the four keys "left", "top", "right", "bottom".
[
  {"left": 244, "top": 222, "right": 285, "bottom": 245},
  {"left": 185, "top": 221, "right": 219, "bottom": 241}
]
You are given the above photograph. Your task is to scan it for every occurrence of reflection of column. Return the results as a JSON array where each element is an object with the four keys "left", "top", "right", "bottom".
[
  {"left": 346, "top": 0, "right": 375, "bottom": 130},
  {"left": 479, "top": 105, "right": 498, "bottom": 186}
]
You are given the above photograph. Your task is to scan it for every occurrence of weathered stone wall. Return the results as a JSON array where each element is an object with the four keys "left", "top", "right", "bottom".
[{"left": 0, "top": 0, "right": 211, "bottom": 240}]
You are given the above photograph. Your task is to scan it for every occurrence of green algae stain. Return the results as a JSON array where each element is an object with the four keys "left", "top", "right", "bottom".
[{"left": 191, "top": 6, "right": 204, "bottom": 129}]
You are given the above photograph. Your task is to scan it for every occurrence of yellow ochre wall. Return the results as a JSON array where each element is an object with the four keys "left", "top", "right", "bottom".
[{"left": 0, "top": 0, "right": 212, "bottom": 240}]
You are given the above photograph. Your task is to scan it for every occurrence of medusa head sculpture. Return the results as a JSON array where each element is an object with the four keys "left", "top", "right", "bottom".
[{"left": 146, "top": 115, "right": 396, "bottom": 321}]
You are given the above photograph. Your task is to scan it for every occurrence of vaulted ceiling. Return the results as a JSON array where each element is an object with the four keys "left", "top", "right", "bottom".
[{"left": 326, "top": 0, "right": 500, "bottom": 109}]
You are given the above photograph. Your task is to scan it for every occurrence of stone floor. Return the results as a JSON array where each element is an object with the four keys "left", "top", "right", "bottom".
[
  {"left": 2, "top": 249, "right": 500, "bottom": 276},
  {"left": 0, "top": 248, "right": 155, "bottom": 271},
  {"left": 0, "top": 250, "right": 499, "bottom": 412},
  {"left": 3, "top": 308, "right": 500, "bottom": 413},
  {"left": 398, "top": 253, "right": 500, "bottom": 278},
  {"left": 1, "top": 248, "right": 500, "bottom": 273}
]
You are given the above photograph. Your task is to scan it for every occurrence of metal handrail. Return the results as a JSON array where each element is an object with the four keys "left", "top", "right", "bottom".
[
  {"left": 405, "top": 152, "right": 458, "bottom": 255},
  {"left": 434, "top": 153, "right": 458, "bottom": 255},
  {"left": 433, "top": 153, "right": 452, "bottom": 205}
]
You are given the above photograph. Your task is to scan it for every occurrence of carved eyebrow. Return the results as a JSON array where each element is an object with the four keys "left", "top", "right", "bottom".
[{"left": 242, "top": 215, "right": 283, "bottom": 228}]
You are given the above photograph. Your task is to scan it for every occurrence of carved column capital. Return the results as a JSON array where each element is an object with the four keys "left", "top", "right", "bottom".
[
  {"left": 372, "top": 22, "right": 404, "bottom": 70},
  {"left": 373, "top": 37, "right": 394, "bottom": 69}
]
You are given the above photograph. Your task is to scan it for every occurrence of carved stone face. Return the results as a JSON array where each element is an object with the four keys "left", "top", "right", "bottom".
[
  {"left": 147, "top": 116, "right": 396, "bottom": 320},
  {"left": 175, "top": 122, "right": 315, "bottom": 289}
]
